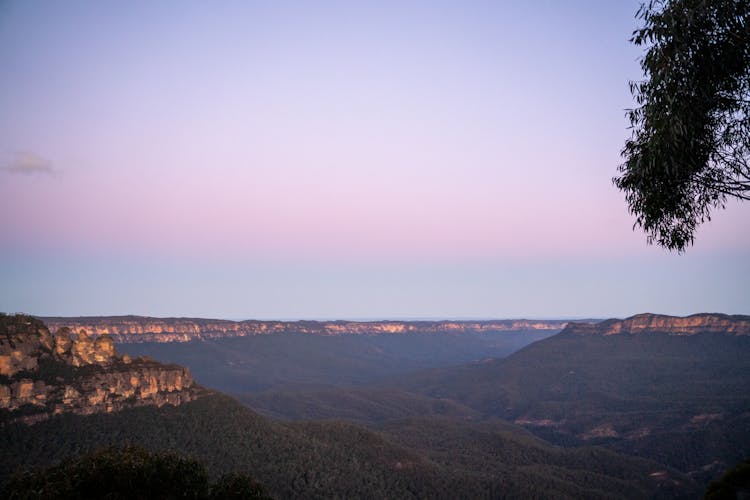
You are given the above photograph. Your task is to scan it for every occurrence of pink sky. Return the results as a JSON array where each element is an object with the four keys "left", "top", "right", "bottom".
[{"left": 1, "top": 0, "right": 748, "bottom": 317}]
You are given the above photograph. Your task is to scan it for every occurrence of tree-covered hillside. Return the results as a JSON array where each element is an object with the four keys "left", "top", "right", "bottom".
[
  {"left": 393, "top": 328, "right": 750, "bottom": 482},
  {"left": 0, "top": 393, "right": 699, "bottom": 499}
]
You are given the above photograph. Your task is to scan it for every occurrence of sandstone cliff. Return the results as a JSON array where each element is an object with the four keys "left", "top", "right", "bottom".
[
  {"left": 0, "top": 314, "right": 200, "bottom": 425},
  {"left": 563, "top": 313, "right": 750, "bottom": 336},
  {"left": 40, "top": 316, "right": 569, "bottom": 343}
]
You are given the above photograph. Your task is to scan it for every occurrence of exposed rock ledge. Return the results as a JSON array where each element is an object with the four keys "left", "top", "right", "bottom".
[
  {"left": 40, "top": 316, "right": 570, "bottom": 343},
  {"left": 563, "top": 313, "right": 750, "bottom": 337},
  {"left": 1, "top": 314, "right": 201, "bottom": 425}
]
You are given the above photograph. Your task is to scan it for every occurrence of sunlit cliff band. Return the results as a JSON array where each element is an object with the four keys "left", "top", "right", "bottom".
[{"left": 40, "top": 317, "right": 571, "bottom": 343}]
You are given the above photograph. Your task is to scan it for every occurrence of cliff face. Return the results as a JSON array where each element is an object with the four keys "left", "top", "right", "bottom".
[
  {"left": 40, "top": 316, "right": 569, "bottom": 343},
  {"left": 0, "top": 315, "right": 200, "bottom": 425},
  {"left": 563, "top": 313, "right": 750, "bottom": 337}
]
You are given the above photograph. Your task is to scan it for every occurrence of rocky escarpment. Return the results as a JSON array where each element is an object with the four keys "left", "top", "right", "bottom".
[
  {"left": 40, "top": 316, "right": 569, "bottom": 343},
  {"left": 0, "top": 314, "right": 201, "bottom": 425},
  {"left": 562, "top": 313, "right": 750, "bottom": 337}
]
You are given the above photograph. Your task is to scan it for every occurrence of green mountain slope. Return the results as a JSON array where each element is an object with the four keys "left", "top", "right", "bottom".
[
  {"left": 236, "top": 388, "right": 480, "bottom": 422},
  {"left": 393, "top": 318, "right": 750, "bottom": 481},
  {"left": 0, "top": 393, "right": 699, "bottom": 499}
]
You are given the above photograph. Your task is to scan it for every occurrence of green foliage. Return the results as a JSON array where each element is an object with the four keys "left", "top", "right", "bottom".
[
  {"left": 2, "top": 313, "right": 743, "bottom": 498},
  {"left": 1, "top": 446, "right": 270, "bottom": 500},
  {"left": 705, "top": 458, "right": 750, "bottom": 499},
  {"left": 0, "top": 315, "right": 49, "bottom": 354},
  {"left": 396, "top": 330, "right": 750, "bottom": 480},
  {"left": 209, "top": 473, "right": 273, "bottom": 500},
  {"left": 2, "top": 446, "right": 209, "bottom": 499},
  {"left": 615, "top": 0, "right": 750, "bottom": 251},
  {"left": 238, "top": 387, "right": 479, "bottom": 423},
  {"left": 0, "top": 394, "right": 697, "bottom": 499}
]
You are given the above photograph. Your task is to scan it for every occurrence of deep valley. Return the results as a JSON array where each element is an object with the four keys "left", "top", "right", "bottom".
[{"left": 2, "top": 313, "right": 749, "bottom": 498}]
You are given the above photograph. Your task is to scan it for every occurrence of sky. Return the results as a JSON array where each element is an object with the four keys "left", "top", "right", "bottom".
[{"left": 1, "top": 0, "right": 748, "bottom": 319}]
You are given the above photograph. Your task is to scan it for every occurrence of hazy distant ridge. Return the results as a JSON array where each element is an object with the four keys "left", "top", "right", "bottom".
[
  {"left": 563, "top": 313, "right": 750, "bottom": 336},
  {"left": 39, "top": 316, "right": 570, "bottom": 343}
]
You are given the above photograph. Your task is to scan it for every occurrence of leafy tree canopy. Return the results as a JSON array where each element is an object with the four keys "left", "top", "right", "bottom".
[
  {"left": 705, "top": 458, "right": 750, "bottom": 499},
  {"left": 615, "top": 0, "right": 750, "bottom": 251},
  {"left": 1, "top": 446, "right": 271, "bottom": 500}
]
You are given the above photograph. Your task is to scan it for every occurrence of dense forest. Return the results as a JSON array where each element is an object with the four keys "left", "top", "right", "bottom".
[
  {"left": 0, "top": 393, "right": 700, "bottom": 499},
  {"left": 2, "top": 446, "right": 271, "bottom": 499},
  {"left": 122, "top": 317, "right": 750, "bottom": 489},
  {"left": 4, "top": 313, "right": 749, "bottom": 498}
]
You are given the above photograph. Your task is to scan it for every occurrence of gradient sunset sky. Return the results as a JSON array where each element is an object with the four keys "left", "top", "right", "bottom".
[{"left": 1, "top": 0, "right": 748, "bottom": 319}]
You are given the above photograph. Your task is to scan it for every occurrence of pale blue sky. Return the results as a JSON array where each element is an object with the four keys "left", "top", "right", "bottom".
[{"left": 1, "top": 1, "right": 748, "bottom": 318}]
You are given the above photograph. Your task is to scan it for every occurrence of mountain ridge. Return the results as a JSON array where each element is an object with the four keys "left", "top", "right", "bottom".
[
  {"left": 0, "top": 314, "right": 702, "bottom": 499},
  {"left": 389, "top": 313, "right": 750, "bottom": 482},
  {"left": 39, "top": 316, "right": 570, "bottom": 343},
  {"left": 0, "top": 314, "right": 202, "bottom": 425},
  {"left": 563, "top": 313, "right": 750, "bottom": 336},
  {"left": 1, "top": 392, "right": 701, "bottom": 499}
]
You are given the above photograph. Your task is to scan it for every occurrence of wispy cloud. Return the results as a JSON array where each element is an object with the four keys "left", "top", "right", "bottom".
[{"left": 2, "top": 151, "right": 60, "bottom": 176}]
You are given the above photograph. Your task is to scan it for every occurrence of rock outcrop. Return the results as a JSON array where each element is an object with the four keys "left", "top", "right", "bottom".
[
  {"left": 40, "top": 316, "right": 569, "bottom": 343},
  {"left": 563, "top": 313, "right": 750, "bottom": 337},
  {"left": 0, "top": 314, "right": 201, "bottom": 425}
]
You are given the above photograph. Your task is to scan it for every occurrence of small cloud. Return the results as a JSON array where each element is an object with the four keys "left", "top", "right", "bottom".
[{"left": 3, "top": 151, "right": 60, "bottom": 176}]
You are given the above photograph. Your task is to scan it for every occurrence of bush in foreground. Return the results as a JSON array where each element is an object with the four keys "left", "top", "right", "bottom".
[{"left": 1, "top": 446, "right": 271, "bottom": 499}]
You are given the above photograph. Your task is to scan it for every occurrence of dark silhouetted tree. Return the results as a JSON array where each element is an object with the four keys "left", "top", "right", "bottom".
[
  {"left": 705, "top": 458, "right": 750, "bottom": 499},
  {"left": 1, "top": 447, "right": 271, "bottom": 500},
  {"left": 210, "top": 473, "right": 273, "bottom": 500},
  {"left": 615, "top": 0, "right": 749, "bottom": 251}
]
